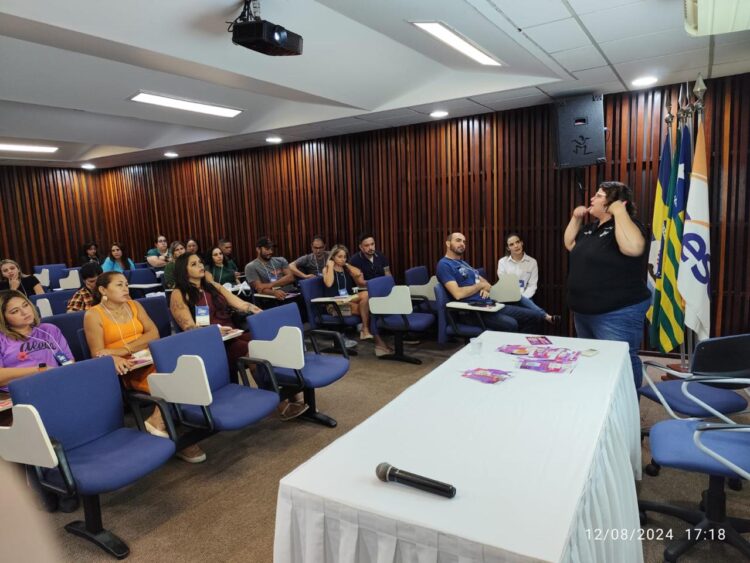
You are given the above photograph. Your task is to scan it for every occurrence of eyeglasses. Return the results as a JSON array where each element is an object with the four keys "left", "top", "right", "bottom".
[
  {"left": 312, "top": 246, "right": 326, "bottom": 250},
  {"left": 158, "top": 239, "right": 167, "bottom": 242}
]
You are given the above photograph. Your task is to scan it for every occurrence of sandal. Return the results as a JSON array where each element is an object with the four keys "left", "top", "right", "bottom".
[
  {"left": 375, "top": 345, "right": 393, "bottom": 357},
  {"left": 279, "top": 400, "right": 310, "bottom": 421},
  {"left": 359, "top": 331, "right": 374, "bottom": 340}
]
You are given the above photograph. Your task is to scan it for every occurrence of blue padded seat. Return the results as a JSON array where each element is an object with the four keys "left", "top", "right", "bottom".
[
  {"left": 434, "top": 283, "right": 482, "bottom": 344},
  {"left": 136, "top": 295, "right": 173, "bottom": 338},
  {"left": 149, "top": 325, "right": 279, "bottom": 432},
  {"left": 379, "top": 312, "right": 434, "bottom": 332},
  {"left": 298, "top": 276, "right": 361, "bottom": 329},
  {"left": 274, "top": 353, "right": 350, "bottom": 389},
  {"left": 650, "top": 419, "right": 750, "bottom": 480},
  {"left": 42, "top": 311, "right": 86, "bottom": 361},
  {"left": 30, "top": 289, "right": 78, "bottom": 315},
  {"left": 640, "top": 381, "right": 748, "bottom": 417},
  {"left": 404, "top": 266, "right": 429, "bottom": 286}
]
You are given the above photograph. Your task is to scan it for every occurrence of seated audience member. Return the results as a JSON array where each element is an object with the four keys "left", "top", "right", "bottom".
[
  {"left": 185, "top": 237, "right": 200, "bottom": 257},
  {"left": 66, "top": 262, "right": 103, "bottom": 312},
  {"left": 218, "top": 238, "right": 241, "bottom": 281},
  {"left": 245, "top": 237, "right": 297, "bottom": 299},
  {"left": 497, "top": 233, "right": 559, "bottom": 324},
  {"left": 437, "top": 232, "right": 543, "bottom": 333},
  {"left": 350, "top": 232, "right": 392, "bottom": 281},
  {"left": 0, "top": 260, "right": 44, "bottom": 296},
  {"left": 101, "top": 242, "right": 135, "bottom": 273},
  {"left": 323, "top": 245, "right": 392, "bottom": 355},
  {"left": 162, "top": 241, "right": 186, "bottom": 289},
  {"left": 170, "top": 254, "right": 305, "bottom": 419},
  {"left": 0, "top": 290, "right": 74, "bottom": 389},
  {"left": 289, "top": 236, "right": 328, "bottom": 279},
  {"left": 145, "top": 235, "right": 169, "bottom": 268},
  {"left": 207, "top": 246, "right": 237, "bottom": 285},
  {"left": 84, "top": 272, "right": 206, "bottom": 463},
  {"left": 78, "top": 241, "right": 101, "bottom": 266}
]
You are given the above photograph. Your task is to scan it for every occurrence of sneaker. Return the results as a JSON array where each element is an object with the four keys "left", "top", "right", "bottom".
[
  {"left": 344, "top": 337, "right": 358, "bottom": 349},
  {"left": 279, "top": 400, "right": 310, "bottom": 421},
  {"left": 176, "top": 444, "right": 207, "bottom": 463}
]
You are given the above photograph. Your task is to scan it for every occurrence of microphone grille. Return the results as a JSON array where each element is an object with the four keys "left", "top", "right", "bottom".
[{"left": 375, "top": 462, "right": 390, "bottom": 482}]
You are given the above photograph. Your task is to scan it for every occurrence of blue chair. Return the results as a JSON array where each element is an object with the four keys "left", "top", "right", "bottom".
[
  {"left": 366, "top": 276, "right": 435, "bottom": 364},
  {"left": 134, "top": 262, "right": 149, "bottom": 269},
  {"left": 136, "top": 295, "right": 173, "bottom": 338},
  {"left": 149, "top": 325, "right": 279, "bottom": 433},
  {"left": 640, "top": 334, "right": 750, "bottom": 477},
  {"left": 477, "top": 267, "right": 488, "bottom": 282},
  {"left": 246, "top": 303, "right": 349, "bottom": 427},
  {"left": 77, "top": 328, "right": 91, "bottom": 360},
  {"left": 298, "top": 277, "right": 359, "bottom": 354},
  {"left": 6, "top": 358, "right": 175, "bottom": 559},
  {"left": 33, "top": 263, "right": 67, "bottom": 290},
  {"left": 434, "top": 284, "right": 482, "bottom": 344},
  {"left": 404, "top": 266, "right": 429, "bottom": 286},
  {"left": 42, "top": 311, "right": 87, "bottom": 361},
  {"left": 640, "top": 416, "right": 750, "bottom": 560},
  {"left": 30, "top": 289, "right": 77, "bottom": 316}
]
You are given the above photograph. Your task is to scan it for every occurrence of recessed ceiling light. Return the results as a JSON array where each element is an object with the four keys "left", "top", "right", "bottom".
[
  {"left": 266, "top": 136, "right": 282, "bottom": 144},
  {"left": 0, "top": 143, "right": 58, "bottom": 153},
  {"left": 632, "top": 76, "right": 658, "bottom": 87},
  {"left": 412, "top": 22, "right": 501, "bottom": 66},
  {"left": 430, "top": 110, "right": 449, "bottom": 118},
  {"left": 164, "top": 151, "right": 179, "bottom": 158},
  {"left": 130, "top": 92, "right": 242, "bottom": 118},
  {"left": 81, "top": 163, "right": 96, "bottom": 170}
]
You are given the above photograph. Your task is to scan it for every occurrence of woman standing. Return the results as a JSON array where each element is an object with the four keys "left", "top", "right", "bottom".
[
  {"left": 0, "top": 259, "right": 44, "bottom": 296},
  {"left": 564, "top": 181, "right": 650, "bottom": 388},
  {"left": 101, "top": 242, "right": 135, "bottom": 273},
  {"left": 0, "top": 291, "right": 74, "bottom": 388}
]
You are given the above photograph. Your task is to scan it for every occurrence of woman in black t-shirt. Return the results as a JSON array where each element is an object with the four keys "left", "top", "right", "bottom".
[
  {"left": 78, "top": 241, "right": 101, "bottom": 266},
  {"left": 564, "top": 181, "right": 650, "bottom": 388},
  {"left": 323, "top": 245, "right": 391, "bottom": 355},
  {"left": 0, "top": 259, "right": 44, "bottom": 296}
]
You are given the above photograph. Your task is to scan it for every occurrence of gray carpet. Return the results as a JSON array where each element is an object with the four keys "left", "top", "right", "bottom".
[{"left": 34, "top": 345, "right": 749, "bottom": 562}]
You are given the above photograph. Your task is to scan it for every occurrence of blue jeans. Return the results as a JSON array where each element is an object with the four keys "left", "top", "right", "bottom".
[
  {"left": 518, "top": 296, "right": 546, "bottom": 316},
  {"left": 573, "top": 298, "right": 650, "bottom": 388}
]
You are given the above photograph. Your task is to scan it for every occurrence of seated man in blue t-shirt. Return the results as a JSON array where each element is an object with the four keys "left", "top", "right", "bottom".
[{"left": 436, "top": 232, "right": 542, "bottom": 333}]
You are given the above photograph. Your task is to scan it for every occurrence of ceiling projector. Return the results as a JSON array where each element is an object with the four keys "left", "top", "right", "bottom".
[{"left": 232, "top": 19, "right": 303, "bottom": 56}]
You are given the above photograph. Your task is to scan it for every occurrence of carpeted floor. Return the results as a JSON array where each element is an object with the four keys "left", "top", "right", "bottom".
[{"left": 33, "top": 343, "right": 750, "bottom": 562}]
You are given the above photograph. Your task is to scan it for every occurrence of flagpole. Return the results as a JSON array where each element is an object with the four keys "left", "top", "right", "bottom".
[{"left": 676, "top": 84, "right": 688, "bottom": 370}]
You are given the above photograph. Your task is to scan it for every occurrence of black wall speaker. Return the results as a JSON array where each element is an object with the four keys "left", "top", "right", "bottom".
[{"left": 553, "top": 93, "right": 606, "bottom": 168}]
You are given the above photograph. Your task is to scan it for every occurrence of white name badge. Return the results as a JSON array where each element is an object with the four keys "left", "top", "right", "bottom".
[
  {"left": 338, "top": 288, "right": 348, "bottom": 297},
  {"left": 268, "top": 275, "right": 278, "bottom": 283},
  {"left": 195, "top": 305, "right": 210, "bottom": 326}
]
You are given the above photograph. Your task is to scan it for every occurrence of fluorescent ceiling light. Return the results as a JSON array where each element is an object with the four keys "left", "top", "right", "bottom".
[
  {"left": 430, "top": 110, "right": 449, "bottom": 118},
  {"left": 0, "top": 143, "right": 58, "bottom": 153},
  {"left": 266, "top": 136, "right": 282, "bottom": 144},
  {"left": 164, "top": 151, "right": 179, "bottom": 158},
  {"left": 130, "top": 92, "right": 242, "bottom": 118},
  {"left": 413, "top": 22, "right": 500, "bottom": 66},
  {"left": 632, "top": 76, "right": 658, "bottom": 87},
  {"left": 81, "top": 163, "right": 96, "bottom": 170}
]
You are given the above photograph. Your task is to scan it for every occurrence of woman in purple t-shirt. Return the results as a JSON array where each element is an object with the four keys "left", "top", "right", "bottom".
[{"left": 0, "top": 290, "right": 74, "bottom": 388}]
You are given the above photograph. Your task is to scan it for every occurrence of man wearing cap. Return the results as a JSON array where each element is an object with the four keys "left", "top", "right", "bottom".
[{"left": 245, "top": 237, "right": 297, "bottom": 299}]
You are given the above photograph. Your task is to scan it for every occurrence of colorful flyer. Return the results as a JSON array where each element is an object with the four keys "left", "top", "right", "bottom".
[
  {"left": 526, "top": 336, "right": 552, "bottom": 345},
  {"left": 461, "top": 367, "right": 512, "bottom": 384},
  {"left": 517, "top": 359, "right": 574, "bottom": 374}
]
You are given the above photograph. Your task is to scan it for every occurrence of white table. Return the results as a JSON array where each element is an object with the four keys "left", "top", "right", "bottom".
[{"left": 274, "top": 331, "right": 643, "bottom": 563}]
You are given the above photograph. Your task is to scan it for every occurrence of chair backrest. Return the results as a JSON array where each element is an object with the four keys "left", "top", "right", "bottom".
[
  {"left": 298, "top": 277, "right": 325, "bottom": 329},
  {"left": 76, "top": 328, "right": 91, "bottom": 360},
  {"left": 246, "top": 303, "right": 303, "bottom": 341},
  {"left": 405, "top": 266, "right": 429, "bottom": 286},
  {"left": 691, "top": 334, "right": 750, "bottom": 377},
  {"left": 366, "top": 275, "right": 396, "bottom": 299},
  {"left": 33, "top": 298, "right": 53, "bottom": 318},
  {"left": 490, "top": 274, "right": 522, "bottom": 303},
  {"left": 134, "top": 262, "right": 149, "bottom": 269},
  {"left": 126, "top": 268, "right": 159, "bottom": 285},
  {"left": 434, "top": 283, "right": 451, "bottom": 344},
  {"left": 33, "top": 264, "right": 67, "bottom": 289},
  {"left": 42, "top": 311, "right": 86, "bottom": 361},
  {"left": 58, "top": 268, "right": 81, "bottom": 290},
  {"left": 30, "top": 290, "right": 77, "bottom": 316},
  {"left": 136, "top": 295, "right": 172, "bottom": 338},
  {"left": 476, "top": 267, "right": 488, "bottom": 281},
  {"left": 9, "top": 358, "right": 124, "bottom": 450},
  {"left": 149, "top": 325, "right": 230, "bottom": 392}
]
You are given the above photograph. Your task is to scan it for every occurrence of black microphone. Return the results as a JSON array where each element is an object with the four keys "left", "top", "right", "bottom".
[{"left": 376, "top": 462, "right": 456, "bottom": 498}]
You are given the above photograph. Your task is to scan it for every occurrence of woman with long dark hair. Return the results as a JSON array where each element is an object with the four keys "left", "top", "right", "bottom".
[{"left": 101, "top": 242, "right": 135, "bottom": 273}]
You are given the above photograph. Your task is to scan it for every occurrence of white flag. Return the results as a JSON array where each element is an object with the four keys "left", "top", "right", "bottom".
[{"left": 678, "top": 122, "right": 711, "bottom": 341}]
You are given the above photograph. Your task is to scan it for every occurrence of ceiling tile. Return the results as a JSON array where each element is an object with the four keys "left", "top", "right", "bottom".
[
  {"left": 475, "top": 94, "right": 553, "bottom": 111},
  {"left": 574, "top": 66, "right": 620, "bottom": 83},
  {"left": 579, "top": 0, "right": 684, "bottom": 43},
  {"left": 469, "top": 87, "right": 547, "bottom": 104},
  {"left": 524, "top": 18, "right": 592, "bottom": 52},
  {"left": 552, "top": 45, "right": 607, "bottom": 71},
  {"left": 409, "top": 98, "right": 490, "bottom": 115},
  {"left": 487, "top": 0, "right": 571, "bottom": 28},
  {"left": 567, "top": 0, "right": 644, "bottom": 16},
  {"left": 615, "top": 49, "right": 709, "bottom": 82},
  {"left": 712, "top": 39, "right": 750, "bottom": 65},
  {"left": 600, "top": 26, "right": 709, "bottom": 64}
]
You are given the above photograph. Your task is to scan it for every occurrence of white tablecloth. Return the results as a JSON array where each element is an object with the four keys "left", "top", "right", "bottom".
[{"left": 274, "top": 332, "right": 642, "bottom": 563}]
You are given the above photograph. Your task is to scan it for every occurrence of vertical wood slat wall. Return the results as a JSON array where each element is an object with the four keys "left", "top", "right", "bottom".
[{"left": 1, "top": 74, "right": 748, "bottom": 342}]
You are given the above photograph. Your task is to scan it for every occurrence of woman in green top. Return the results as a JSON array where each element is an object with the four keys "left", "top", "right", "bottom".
[
  {"left": 207, "top": 246, "right": 237, "bottom": 285},
  {"left": 162, "top": 241, "right": 186, "bottom": 289}
]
